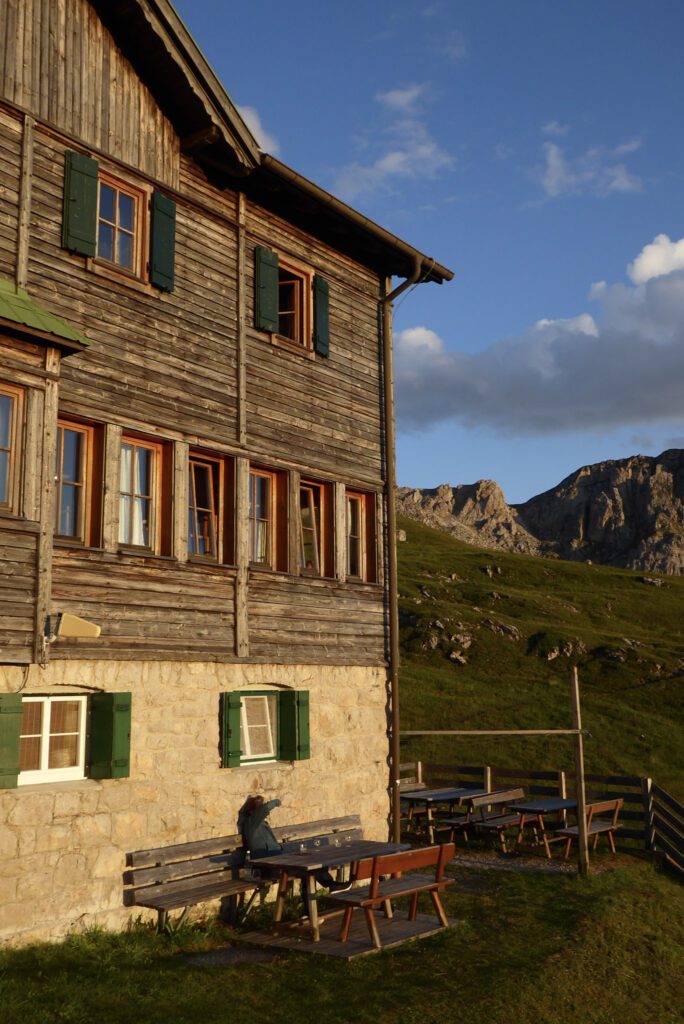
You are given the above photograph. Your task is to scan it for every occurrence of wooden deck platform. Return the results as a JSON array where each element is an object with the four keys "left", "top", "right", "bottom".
[{"left": 241, "top": 911, "right": 456, "bottom": 959}]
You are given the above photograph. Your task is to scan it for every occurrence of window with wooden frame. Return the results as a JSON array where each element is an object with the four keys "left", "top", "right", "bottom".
[
  {"left": 346, "top": 489, "right": 378, "bottom": 583},
  {"left": 17, "top": 695, "right": 88, "bottom": 785},
  {"left": 55, "top": 420, "right": 102, "bottom": 546},
  {"left": 299, "top": 479, "right": 333, "bottom": 577},
  {"left": 254, "top": 246, "right": 330, "bottom": 357},
  {"left": 119, "top": 437, "right": 171, "bottom": 553},
  {"left": 0, "top": 382, "right": 23, "bottom": 513},
  {"left": 188, "top": 451, "right": 235, "bottom": 563},
  {"left": 249, "top": 466, "right": 287, "bottom": 571},
  {"left": 0, "top": 691, "right": 131, "bottom": 789},
  {"left": 96, "top": 172, "right": 146, "bottom": 278},
  {"left": 221, "top": 690, "right": 310, "bottom": 767}
]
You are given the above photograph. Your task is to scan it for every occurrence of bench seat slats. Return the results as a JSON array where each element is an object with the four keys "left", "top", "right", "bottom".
[
  {"left": 328, "top": 874, "right": 455, "bottom": 907},
  {"left": 134, "top": 877, "right": 257, "bottom": 912},
  {"left": 125, "top": 852, "right": 239, "bottom": 886},
  {"left": 557, "top": 822, "right": 619, "bottom": 837}
]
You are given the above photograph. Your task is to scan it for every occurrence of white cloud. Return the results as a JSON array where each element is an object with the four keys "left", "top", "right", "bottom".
[
  {"left": 628, "top": 233, "right": 684, "bottom": 284},
  {"left": 395, "top": 236, "right": 684, "bottom": 436},
  {"left": 541, "top": 120, "right": 570, "bottom": 137},
  {"left": 335, "top": 93, "right": 453, "bottom": 202},
  {"left": 377, "top": 84, "right": 428, "bottom": 113},
  {"left": 238, "top": 106, "right": 280, "bottom": 155},
  {"left": 537, "top": 140, "right": 642, "bottom": 199}
]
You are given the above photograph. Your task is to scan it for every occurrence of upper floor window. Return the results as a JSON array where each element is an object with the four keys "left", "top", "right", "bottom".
[
  {"left": 346, "top": 489, "right": 378, "bottom": 583},
  {"left": 119, "top": 438, "right": 159, "bottom": 550},
  {"left": 18, "top": 695, "right": 87, "bottom": 785},
  {"left": 97, "top": 174, "right": 144, "bottom": 276},
  {"left": 254, "top": 246, "right": 330, "bottom": 357},
  {"left": 0, "top": 382, "right": 22, "bottom": 511},
  {"left": 299, "top": 479, "right": 333, "bottom": 577},
  {"left": 249, "top": 465, "right": 287, "bottom": 571},
  {"left": 188, "top": 455, "right": 219, "bottom": 559}
]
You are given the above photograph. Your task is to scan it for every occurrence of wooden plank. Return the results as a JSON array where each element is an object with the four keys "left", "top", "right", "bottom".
[
  {"left": 101, "top": 422, "right": 122, "bottom": 552},
  {"left": 33, "top": 350, "right": 59, "bottom": 663},
  {"left": 172, "top": 440, "right": 189, "bottom": 562},
  {"left": 234, "top": 456, "right": 249, "bottom": 657},
  {"left": 237, "top": 191, "right": 246, "bottom": 445},
  {"left": 15, "top": 113, "right": 34, "bottom": 288},
  {"left": 21, "top": 384, "right": 42, "bottom": 521},
  {"left": 652, "top": 785, "right": 684, "bottom": 817}
]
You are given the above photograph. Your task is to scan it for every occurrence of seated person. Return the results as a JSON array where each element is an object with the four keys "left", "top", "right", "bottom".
[{"left": 238, "top": 795, "right": 350, "bottom": 904}]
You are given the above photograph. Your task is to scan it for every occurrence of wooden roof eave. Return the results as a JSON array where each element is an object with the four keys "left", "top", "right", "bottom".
[{"left": 90, "top": 0, "right": 261, "bottom": 177}]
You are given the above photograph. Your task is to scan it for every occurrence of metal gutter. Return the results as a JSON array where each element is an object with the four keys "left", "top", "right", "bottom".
[{"left": 262, "top": 155, "right": 454, "bottom": 285}]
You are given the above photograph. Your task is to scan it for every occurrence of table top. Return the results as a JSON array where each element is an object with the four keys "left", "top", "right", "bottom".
[
  {"left": 511, "top": 798, "right": 578, "bottom": 814},
  {"left": 401, "top": 787, "right": 488, "bottom": 805},
  {"left": 254, "top": 839, "right": 409, "bottom": 875}
]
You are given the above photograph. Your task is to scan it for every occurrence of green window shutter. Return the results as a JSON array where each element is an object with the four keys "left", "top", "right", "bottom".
[
  {"left": 313, "top": 275, "right": 330, "bottom": 357},
  {"left": 149, "top": 191, "right": 176, "bottom": 291},
  {"left": 62, "top": 151, "right": 99, "bottom": 256},
  {"left": 0, "top": 693, "right": 23, "bottom": 789},
  {"left": 89, "top": 692, "right": 132, "bottom": 779},
  {"left": 254, "top": 246, "right": 279, "bottom": 332},
  {"left": 221, "top": 692, "right": 242, "bottom": 768},
  {"left": 278, "top": 690, "right": 310, "bottom": 761}
]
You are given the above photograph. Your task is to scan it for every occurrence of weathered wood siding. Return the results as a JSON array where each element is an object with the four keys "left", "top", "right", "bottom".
[
  {"left": 245, "top": 205, "right": 384, "bottom": 485},
  {"left": 0, "top": 106, "right": 21, "bottom": 279},
  {"left": 0, "top": 517, "right": 38, "bottom": 663},
  {"left": 249, "top": 575, "right": 387, "bottom": 664},
  {"left": 0, "top": 0, "right": 179, "bottom": 187},
  {"left": 51, "top": 553, "right": 236, "bottom": 660}
]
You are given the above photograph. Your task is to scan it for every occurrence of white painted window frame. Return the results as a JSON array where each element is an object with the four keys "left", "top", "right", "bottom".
[
  {"left": 18, "top": 695, "right": 88, "bottom": 785},
  {"left": 240, "top": 693, "right": 277, "bottom": 763}
]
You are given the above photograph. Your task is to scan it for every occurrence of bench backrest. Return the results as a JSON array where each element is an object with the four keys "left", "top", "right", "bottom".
[
  {"left": 355, "top": 843, "right": 455, "bottom": 898},
  {"left": 469, "top": 788, "right": 525, "bottom": 811},
  {"left": 586, "top": 799, "right": 622, "bottom": 827},
  {"left": 124, "top": 814, "right": 363, "bottom": 901}
]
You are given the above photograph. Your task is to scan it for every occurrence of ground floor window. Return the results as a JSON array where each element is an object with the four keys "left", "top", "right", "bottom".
[
  {"left": 221, "top": 690, "right": 310, "bottom": 767},
  {"left": 18, "top": 695, "right": 87, "bottom": 785}
]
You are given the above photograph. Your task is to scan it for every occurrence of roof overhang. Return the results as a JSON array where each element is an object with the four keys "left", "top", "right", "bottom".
[{"left": 0, "top": 279, "right": 91, "bottom": 354}]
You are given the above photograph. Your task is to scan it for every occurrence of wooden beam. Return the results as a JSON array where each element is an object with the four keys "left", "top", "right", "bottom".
[
  {"left": 33, "top": 350, "right": 59, "bottom": 663},
  {"left": 334, "top": 482, "right": 346, "bottom": 582},
  {"left": 16, "top": 114, "right": 34, "bottom": 289},
  {"left": 102, "top": 423, "right": 123, "bottom": 553},
  {"left": 181, "top": 125, "right": 221, "bottom": 154},
  {"left": 237, "top": 192, "right": 247, "bottom": 446},
  {"left": 173, "top": 440, "right": 189, "bottom": 562},
  {"left": 234, "top": 456, "right": 249, "bottom": 657}
]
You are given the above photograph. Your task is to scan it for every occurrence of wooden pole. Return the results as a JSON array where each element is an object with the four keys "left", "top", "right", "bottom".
[{"left": 571, "top": 667, "right": 589, "bottom": 876}]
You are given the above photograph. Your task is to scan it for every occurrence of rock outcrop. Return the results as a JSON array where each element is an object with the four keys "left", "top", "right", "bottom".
[{"left": 397, "top": 449, "right": 684, "bottom": 574}]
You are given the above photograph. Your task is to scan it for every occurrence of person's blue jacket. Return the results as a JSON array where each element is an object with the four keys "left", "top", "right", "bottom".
[{"left": 242, "top": 799, "right": 281, "bottom": 856}]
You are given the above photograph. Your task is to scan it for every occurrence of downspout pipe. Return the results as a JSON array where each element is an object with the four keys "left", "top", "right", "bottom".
[{"left": 381, "top": 256, "right": 422, "bottom": 843}]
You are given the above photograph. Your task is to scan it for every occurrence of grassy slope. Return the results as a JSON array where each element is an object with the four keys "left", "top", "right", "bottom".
[
  {"left": 0, "top": 859, "right": 682, "bottom": 1024},
  {"left": 398, "top": 516, "right": 684, "bottom": 797}
]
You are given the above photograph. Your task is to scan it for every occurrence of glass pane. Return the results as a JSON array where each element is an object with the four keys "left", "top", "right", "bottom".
[
  {"left": 132, "top": 496, "right": 150, "bottom": 546},
  {"left": 196, "top": 510, "right": 215, "bottom": 556},
  {"left": 50, "top": 700, "right": 80, "bottom": 733},
  {"left": 278, "top": 312, "right": 296, "bottom": 340},
  {"left": 117, "top": 230, "right": 133, "bottom": 270},
  {"left": 48, "top": 733, "right": 78, "bottom": 769},
  {"left": 135, "top": 448, "right": 151, "bottom": 497},
  {"left": 118, "top": 192, "right": 134, "bottom": 232},
  {"left": 98, "top": 221, "right": 115, "bottom": 262},
  {"left": 20, "top": 701, "right": 43, "bottom": 736},
  {"left": 0, "top": 450, "right": 8, "bottom": 504},
  {"left": 59, "top": 483, "right": 80, "bottom": 536},
  {"left": 119, "top": 494, "right": 131, "bottom": 543},
  {"left": 61, "top": 429, "right": 82, "bottom": 483},
  {"left": 19, "top": 736, "right": 41, "bottom": 772},
  {"left": 252, "top": 520, "right": 269, "bottom": 564},
  {"left": 120, "top": 443, "right": 132, "bottom": 491},
  {"left": 99, "top": 183, "right": 116, "bottom": 223},
  {"left": 252, "top": 475, "right": 270, "bottom": 519},
  {"left": 193, "top": 464, "right": 212, "bottom": 510},
  {"left": 0, "top": 394, "right": 11, "bottom": 447}
]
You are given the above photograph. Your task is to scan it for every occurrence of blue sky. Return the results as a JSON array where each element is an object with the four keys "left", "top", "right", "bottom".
[{"left": 175, "top": 0, "right": 684, "bottom": 502}]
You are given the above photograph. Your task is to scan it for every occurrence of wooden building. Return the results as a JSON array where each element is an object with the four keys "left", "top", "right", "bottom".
[{"left": 0, "top": 0, "right": 451, "bottom": 944}]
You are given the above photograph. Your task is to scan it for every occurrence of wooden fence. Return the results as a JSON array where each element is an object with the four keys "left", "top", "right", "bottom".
[{"left": 399, "top": 761, "right": 684, "bottom": 873}]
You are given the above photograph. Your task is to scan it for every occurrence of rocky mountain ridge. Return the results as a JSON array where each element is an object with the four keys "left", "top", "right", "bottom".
[{"left": 396, "top": 449, "right": 684, "bottom": 575}]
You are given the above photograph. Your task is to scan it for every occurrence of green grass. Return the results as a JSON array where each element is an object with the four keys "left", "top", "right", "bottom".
[
  {"left": 397, "top": 517, "right": 684, "bottom": 797},
  {"left": 0, "top": 858, "right": 681, "bottom": 1024}
]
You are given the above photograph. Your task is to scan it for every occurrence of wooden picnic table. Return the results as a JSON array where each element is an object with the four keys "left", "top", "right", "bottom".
[
  {"left": 510, "top": 797, "right": 578, "bottom": 858},
  {"left": 401, "top": 787, "right": 489, "bottom": 842},
  {"left": 255, "top": 839, "right": 410, "bottom": 942}
]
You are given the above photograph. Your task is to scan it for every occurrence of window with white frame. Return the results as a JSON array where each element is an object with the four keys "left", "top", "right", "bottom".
[
  {"left": 240, "top": 693, "right": 278, "bottom": 762},
  {"left": 18, "top": 695, "right": 87, "bottom": 785},
  {"left": 119, "top": 438, "right": 158, "bottom": 549}
]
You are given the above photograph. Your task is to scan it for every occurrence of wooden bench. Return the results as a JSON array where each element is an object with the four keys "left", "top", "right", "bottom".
[
  {"left": 439, "top": 788, "right": 533, "bottom": 851},
  {"left": 556, "top": 799, "right": 623, "bottom": 859},
  {"left": 125, "top": 814, "right": 362, "bottom": 931},
  {"left": 326, "top": 842, "right": 455, "bottom": 949}
]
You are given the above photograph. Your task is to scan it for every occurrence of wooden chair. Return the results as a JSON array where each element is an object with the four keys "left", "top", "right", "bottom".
[
  {"left": 557, "top": 799, "right": 623, "bottom": 859},
  {"left": 326, "top": 843, "right": 455, "bottom": 949}
]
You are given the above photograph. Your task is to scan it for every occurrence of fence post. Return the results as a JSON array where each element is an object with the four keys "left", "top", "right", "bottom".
[
  {"left": 571, "top": 667, "right": 589, "bottom": 876},
  {"left": 642, "top": 777, "right": 654, "bottom": 852},
  {"left": 417, "top": 760, "right": 423, "bottom": 785},
  {"left": 484, "top": 765, "right": 492, "bottom": 792}
]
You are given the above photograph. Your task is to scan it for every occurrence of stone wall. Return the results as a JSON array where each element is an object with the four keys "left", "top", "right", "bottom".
[{"left": 0, "top": 660, "right": 390, "bottom": 946}]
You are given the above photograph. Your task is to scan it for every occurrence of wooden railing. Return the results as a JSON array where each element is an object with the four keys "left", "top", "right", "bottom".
[{"left": 399, "top": 762, "right": 683, "bottom": 867}]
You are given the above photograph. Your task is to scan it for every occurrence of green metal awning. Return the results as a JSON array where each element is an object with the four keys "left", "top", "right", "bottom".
[{"left": 0, "top": 277, "right": 90, "bottom": 351}]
